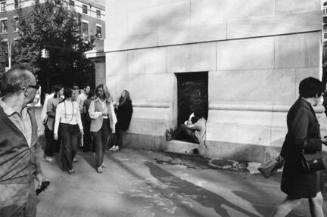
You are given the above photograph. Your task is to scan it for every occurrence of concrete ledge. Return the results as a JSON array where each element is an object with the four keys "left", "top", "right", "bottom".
[
  {"left": 164, "top": 140, "right": 200, "bottom": 155},
  {"left": 205, "top": 140, "right": 281, "bottom": 163},
  {"left": 123, "top": 133, "right": 283, "bottom": 162},
  {"left": 209, "top": 103, "right": 325, "bottom": 113}
]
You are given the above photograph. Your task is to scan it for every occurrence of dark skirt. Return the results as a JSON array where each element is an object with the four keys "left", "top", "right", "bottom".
[{"left": 281, "top": 158, "right": 322, "bottom": 199}]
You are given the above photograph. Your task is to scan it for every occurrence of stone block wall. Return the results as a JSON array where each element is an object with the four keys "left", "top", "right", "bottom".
[{"left": 105, "top": 0, "right": 323, "bottom": 162}]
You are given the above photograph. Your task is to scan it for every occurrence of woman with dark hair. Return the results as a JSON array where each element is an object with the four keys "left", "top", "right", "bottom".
[
  {"left": 89, "top": 84, "right": 116, "bottom": 173},
  {"left": 44, "top": 85, "right": 64, "bottom": 162},
  {"left": 111, "top": 90, "right": 133, "bottom": 151},
  {"left": 272, "top": 77, "right": 327, "bottom": 217},
  {"left": 54, "top": 88, "right": 83, "bottom": 174},
  {"left": 82, "top": 89, "right": 96, "bottom": 152}
]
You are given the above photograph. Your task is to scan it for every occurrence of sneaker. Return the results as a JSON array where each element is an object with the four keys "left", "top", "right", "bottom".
[
  {"left": 68, "top": 169, "right": 75, "bottom": 174},
  {"left": 45, "top": 156, "right": 54, "bottom": 163},
  {"left": 97, "top": 166, "right": 103, "bottom": 173},
  {"left": 101, "top": 163, "right": 106, "bottom": 168},
  {"left": 73, "top": 157, "right": 78, "bottom": 163},
  {"left": 109, "top": 146, "right": 116, "bottom": 151},
  {"left": 165, "top": 129, "right": 173, "bottom": 141}
]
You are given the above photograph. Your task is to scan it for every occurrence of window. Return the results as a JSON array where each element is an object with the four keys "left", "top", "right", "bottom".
[
  {"left": 82, "top": 4, "right": 87, "bottom": 14},
  {"left": 96, "top": 9, "right": 101, "bottom": 18},
  {"left": 81, "top": 21, "right": 88, "bottom": 36},
  {"left": 14, "top": 0, "right": 19, "bottom": 9},
  {"left": 69, "top": 0, "right": 74, "bottom": 6},
  {"left": 96, "top": 25, "right": 102, "bottom": 38},
  {"left": 14, "top": 17, "right": 19, "bottom": 32},
  {"left": 0, "top": 19, "right": 7, "bottom": 33},
  {"left": 0, "top": 1, "right": 5, "bottom": 12}
]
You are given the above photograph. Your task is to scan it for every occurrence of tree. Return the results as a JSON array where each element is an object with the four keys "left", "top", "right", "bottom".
[
  {"left": 0, "top": 37, "right": 8, "bottom": 74},
  {"left": 13, "top": 0, "right": 95, "bottom": 93}
]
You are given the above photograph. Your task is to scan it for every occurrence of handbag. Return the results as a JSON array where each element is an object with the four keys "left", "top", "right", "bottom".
[
  {"left": 301, "top": 151, "right": 326, "bottom": 173},
  {"left": 258, "top": 156, "right": 284, "bottom": 178}
]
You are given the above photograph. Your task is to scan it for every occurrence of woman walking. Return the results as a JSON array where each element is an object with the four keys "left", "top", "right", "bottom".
[
  {"left": 272, "top": 77, "right": 327, "bottom": 217},
  {"left": 111, "top": 90, "right": 133, "bottom": 151},
  {"left": 89, "top": 84, "right": 116, "bottom": 173},
  {"left": 44, "top": 85, "right": 63, "bottom": 162},
  {"left": 54, "top": 88, "right": 83, "bottom": 174},
  {"left": 82, "top": 90, "right": 96, "bottom": 152}
]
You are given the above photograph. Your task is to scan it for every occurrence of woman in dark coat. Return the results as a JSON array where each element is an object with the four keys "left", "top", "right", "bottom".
[
  {"left": 272, "top": 77, "right": 327, "bottom": 217},
  {"left": 82, "top": 90, "right": 96, "bottom": 152},
  {"left": 111, "top": 90, "right": 133, "bottom": 151}
]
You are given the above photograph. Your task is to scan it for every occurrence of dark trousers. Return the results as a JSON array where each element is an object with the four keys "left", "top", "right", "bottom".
[
  {"left": 92, "top": 120, "right": 110, "bottom": 168},
  {"left": 59, "top": 123, "right": 80, "bottom": 171},
  {"left": 44, "top": 126, "right": 59, "bottom": 157},
  {"left": 174, "top": 124, "right": 199, "bottom": 143},
  {"left": 115, "top": 128, "right": 124, "bottom": 148},
  {"left": 82, "top": 117, "right": 93, "bottom": 152}
]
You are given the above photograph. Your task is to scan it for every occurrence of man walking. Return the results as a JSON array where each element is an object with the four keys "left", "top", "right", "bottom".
[{"left": 0, "top": 66, "right": 44, "bottom": 217}]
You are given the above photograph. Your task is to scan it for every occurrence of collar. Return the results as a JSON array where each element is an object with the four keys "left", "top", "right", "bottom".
[
  {"left": 298, "top": 97, "right": 313, "bottom": 110},
  {"left": 0, "top": 99, "right": 20, "bottom": 116}
]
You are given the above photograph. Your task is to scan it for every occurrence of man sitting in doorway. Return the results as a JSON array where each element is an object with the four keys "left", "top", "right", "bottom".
[{"left": 169, "top": 112, "right": 206, "bottom": 145}]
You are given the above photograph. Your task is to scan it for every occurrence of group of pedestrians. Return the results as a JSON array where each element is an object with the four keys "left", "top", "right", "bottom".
[
  {"left": 1, "top": 65, "right": 327, "bottom": 217},
  {"left": 42, "top": 84, "right": 133, "bottom": 174}
]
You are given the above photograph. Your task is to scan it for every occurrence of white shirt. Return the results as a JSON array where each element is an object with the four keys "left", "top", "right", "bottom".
[
  {"left": 77, "top": 93, "right": 87, "bottom": 111},
  {"left": 54, "top": 100, "right": 83, "bottom": 135},
  {"left": 41, "top": 93, "right": 54, "bottom": 122}
]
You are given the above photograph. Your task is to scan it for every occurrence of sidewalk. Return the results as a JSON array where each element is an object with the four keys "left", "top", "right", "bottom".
[{"left": 37, "top": 148, "right": 327, "bottom": 217}]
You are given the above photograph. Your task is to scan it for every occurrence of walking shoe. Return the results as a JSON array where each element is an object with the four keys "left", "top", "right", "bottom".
[
  {"left": 109, "top": 146, "right": 116, "bottom": 151},
  {"left": 96, "top": 166, "right": 103, "bottom": 173},
  {"left": 101, "top": 163, "right": 106, "bottom": 168},
  {"left": 73, "top": 157, "right": 78, "bottom": 163},
  {"left": 68, "top": 169, "right": 75, "bottom": 174},
  {"left": 45, "top": 156, "right": 54, "bottom": 163}
]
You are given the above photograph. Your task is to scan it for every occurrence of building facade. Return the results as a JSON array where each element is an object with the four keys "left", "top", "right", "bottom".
[
  {"left": 105, "top": 0, "right": 324, "bottom": 162},
  {"left": 0, "top": 0, "right": 105, "bottom": 69}
]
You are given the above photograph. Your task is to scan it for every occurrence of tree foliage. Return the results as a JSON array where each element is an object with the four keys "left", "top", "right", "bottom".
[{"left": 13, "top": 0, "right": 95, "bottom": 92}]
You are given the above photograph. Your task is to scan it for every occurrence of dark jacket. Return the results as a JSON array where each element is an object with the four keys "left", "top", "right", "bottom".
[
  {"left": 0, "top": 106, "right": 40, "bottom": 184},
  {"left": 83, "top": 98, "right": 93, "bottom": 123},
  {"left": 281, "top": 98, "right": 322, "bottom": 199},
  {"left": 116, "top": 100, "right": 133, "bottom": 131}
]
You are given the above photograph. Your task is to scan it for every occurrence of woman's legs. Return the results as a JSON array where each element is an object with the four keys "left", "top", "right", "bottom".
[
  {"left": 70, "top": 125, "right": 80, "bottom": 163},
  {"left": 60, "top": 124, "right": 73, "bottom": 171},
  {"left": 309, "top": 192, "right": 324, "bottom": 217},
  {"left": 117, "top": 128, "right": 124, "bottom": 148},
  {"left": 271, "top": 197, "right": 302, "bottom": 217},
  {"left": 92, "top": 130, "right": 103, "bottom": 168},
  {"left": 44, "top": 126, "right": 55, "bottom": 158},
  {"left": 100, "top": 121, "right": 109, "bottom": 165}
]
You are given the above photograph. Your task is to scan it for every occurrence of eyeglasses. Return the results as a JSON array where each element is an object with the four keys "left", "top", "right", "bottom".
[{"left": 28, "top": 84, "right": 40, "bottom": 90}]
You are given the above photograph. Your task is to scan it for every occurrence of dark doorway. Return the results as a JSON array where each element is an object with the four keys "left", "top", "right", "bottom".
[{"left": 176, "top": 72, "right": 208, "bottom": 126}]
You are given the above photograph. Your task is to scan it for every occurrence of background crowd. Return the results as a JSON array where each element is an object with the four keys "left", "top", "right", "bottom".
[{"left": 42, "top": 84, "right": 133, "bottom": 174}]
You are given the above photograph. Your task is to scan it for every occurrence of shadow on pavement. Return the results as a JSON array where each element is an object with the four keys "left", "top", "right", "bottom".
[{"left": 144, "top": 161, "right": 261, "bottom": 217}]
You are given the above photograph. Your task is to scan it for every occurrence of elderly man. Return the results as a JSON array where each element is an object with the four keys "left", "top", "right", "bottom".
[{"left": 0, "top": 66, "right": 44, "bottom": 217}]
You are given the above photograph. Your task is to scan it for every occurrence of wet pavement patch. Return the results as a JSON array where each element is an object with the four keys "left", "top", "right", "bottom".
[{"left": 155, "top": 152, "right": 253, "bottom": 173}]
